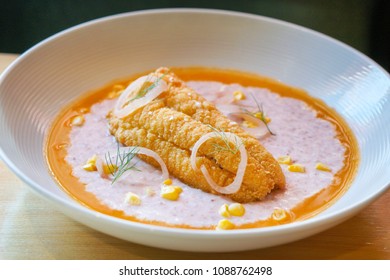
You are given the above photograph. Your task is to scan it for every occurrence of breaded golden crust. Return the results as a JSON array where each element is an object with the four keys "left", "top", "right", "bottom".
[
  {"left": 109, "top": 125, "right": 272, "bottom": 202},
  {"left": 115, "top": 101, "right": 272, "bottom": 189},
  {"left": 108, "top": 68, "right": 286, "bottom": 202},
  {"left": 159, "top": 68, "right": 285, "bottom": 189}
]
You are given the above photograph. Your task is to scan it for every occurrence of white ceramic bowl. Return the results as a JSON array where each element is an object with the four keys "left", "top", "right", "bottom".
[{"left": 0, "top": 9, "right": 389, "bottom": 252}]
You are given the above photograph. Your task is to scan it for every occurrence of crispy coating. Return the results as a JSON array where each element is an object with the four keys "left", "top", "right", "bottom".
[
  {"left": 114, "top": 102, "right": 272, "bottom": 190},
  {"left": 158, "top": 67, "right": 285, "bottom": 189},
  {"left": 110, "top": 125, "right": 273, "bottom": 202},
  {"left": 108, "top": 68, "right": 286, "bottom": 202}
]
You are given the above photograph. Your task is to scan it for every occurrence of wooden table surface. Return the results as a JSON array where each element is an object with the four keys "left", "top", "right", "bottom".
[{"left": 0, "top": 53, "right": 389, "bottom": 260}]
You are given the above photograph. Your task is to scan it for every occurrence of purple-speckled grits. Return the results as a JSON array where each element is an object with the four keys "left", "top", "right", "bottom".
[{"left": 66, "top": 81, "right": 345, "bottom": 228}]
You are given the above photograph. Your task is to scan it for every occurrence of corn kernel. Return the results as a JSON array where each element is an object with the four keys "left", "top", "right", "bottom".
[
  {"left": 254, "top": 112, "right": 271, "bottom": 123},
  {"left": 145, "top": 187, "right": 155, "bottom": 196},
  {"left": 108, "top": 84, "right": 125, "bottom": 99},
  {"left": 103, "top": 164, "right": 118, "bottom": 175},
  {"left": 108, "top": 90, "right": 123, "bottom": 99},
  {"left": 233, "top": 90, "right": 246, "bottom": 101},
  {"left": 82, "top": 155, "right": 97, "bottom": 171},
  {"left": 87, "top": 155, "right": 97, "bottom": 164},
  {"left": 278, "top": 155, "right": 292, "bottom": 165},
  {"left": 82, "top": 162, "right": 96, "bottom": 172},
  {"left": 113, "top": 84, "right": 125, "bottom": 91},
  {"left": 228, "top": 203, "right": 246, "bottom": 217},
  {"left": 70, "top": 115, "right": 85, "bottom": 126},
  {"left": 242, "top": 120, "right": 258, "bottom": 128},
  {"left": 124, "top": 192, "right": 141, "bottom": 206},
  {"left": 161, "top": 185, "right": 182, "bottom": 201},
  {"left": 218, "top": 204, "right": 230, "bottom": 218},
  {"left": 78, "top": 107, "right": 89, "bottom": 114},
  {"left": 163, "top": 178, "right": 172, "bottom": 185},
  {"left": 254, "top": 112, "right": 262, "bottom": 119},
  {"left": 108, "top": 91, "right": 118, "bottom": 99},
  {"left": 288, "top": 164, "right": 305, "bottom": 173},
  {"left": 316, "top": 162, "right": 332, "bottom": 172},
  {"left": 272, "top": 208, "right": 289, "bottom": 221},
  {"left": 216, "top": 219, "right": 235, "bottom": 230},
  {"left": 174, "top": 186, "right": 183, "bottom": 194}
]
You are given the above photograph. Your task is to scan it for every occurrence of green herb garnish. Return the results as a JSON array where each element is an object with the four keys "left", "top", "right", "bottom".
[
  {"left": 129, "top": 73, "right": 167, "bottom": 102},
  {"left": 241, "top": 93, "right": 275, "bottom": 136},
  {"left": 104, "top": 144, "right": 140, "bottom": 184},
  {"left": 208, "top": 125, "right": 242, "bottom": 155}
]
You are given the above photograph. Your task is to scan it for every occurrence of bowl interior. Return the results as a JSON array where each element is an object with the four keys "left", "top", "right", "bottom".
[{"left": 0, "top": 9, "right": 389, "bottom": 251}]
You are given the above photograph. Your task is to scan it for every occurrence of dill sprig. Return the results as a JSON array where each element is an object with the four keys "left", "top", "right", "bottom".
[
  {"left": 241, "top": 93, "right": 275, "bottom": 136},
  {"left": 208, "top": 125, "right": 242, "bottom": 155},
  {"left": 105, "top": 144, "right": 140, "bottom": 184},
  {"left": 130, "top": 73, "right": 167, "bottom": 102}
]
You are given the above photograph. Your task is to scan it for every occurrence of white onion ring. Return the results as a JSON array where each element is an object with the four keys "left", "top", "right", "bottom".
[
  {"left": 228, "top": 112, "right": 269, "bottom": 139},
  {"left": 190, "top": 132, "right": 248, "bottom": 194},
  {"left": 96, "top": 146, "right": 169, "bottom": 181},
  {"left": 215, "top": 104, "right": 241, "bottom": 116},
  {"left": 114, "top": 74, "right": 167, "bottom": 118},
  {"left": 95, "top": 156, "right": 109, "bottom": 179},
  {"left": 215, "top": 105, "right": 269, "bottom": 139}
]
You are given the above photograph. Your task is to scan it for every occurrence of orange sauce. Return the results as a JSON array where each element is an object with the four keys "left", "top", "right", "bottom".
[{"left": 45, "top": 67, "right": 359, "bottom": 229}]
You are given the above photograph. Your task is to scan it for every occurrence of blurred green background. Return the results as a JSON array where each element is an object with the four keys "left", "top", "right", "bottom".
[{"left": 0, "top": 0, "right": 388, "bottom": 70}]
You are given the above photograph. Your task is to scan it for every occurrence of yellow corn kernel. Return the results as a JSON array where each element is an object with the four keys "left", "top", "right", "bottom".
[
  {"left": 87, "top": 155, "right": 97, "bottom": 164},
  {"left": 145, "top": 187, "right": 155, "bottom": 196},
  {"left": 254, "top": 112, "right": 271, "bottom": 123},
  {"left": 161, "top": 185, "right": 182, "bottom": 201},
  {"left": 107, "top": 84, "right": 125, "bottom": 99},
  {"left": 107, "top": 91, "right": 119, "bottom": 99},
  {"left": 288, "top": 164, "right": 305, "bottom": 173},
  {"left": 272, "top": 208, "right": 289, "bottom": 221},
  {"left": 232, "top": 90, "right": 246, "bottom": 101},
  {"left": 113, "top": 84, "right": 125, "bottom": 91},
  {"left": 103, "top": 164, "right": 118, "bottom": 175},
  {"left": 70, "top": 115, "right": 85, "bottom": 126},
  {"left": 82, "top": 162, "right": 96, "bottom": 172},
  {"left": 78, "top": 107, "right": 89, "bottom": 114},
  {"left": 163, "top": 178, "right": 172, "bottom": 185},
  {"left": 82, "top": 155, "right": 97, "bottom": 171},
  {"left": 228, "top": 203, "right": 246, "bottom": 217},
  {"left": 216, "top": 219, "right": 235, "bottom": 230},
  {"left": 316, "top": 162, "right": 332, "bottom": 172},
  {"left": 218, "top": 204, "right": 231, "bottom": 218},
  {"left": 242, "top": 120, "right": 258, "bottom": 128},
  {"left": 277, "top": 155, "right": 292, "bottom": 165},
  {"left": 124, "top": 192, "right": 141, "bottom": 206}
]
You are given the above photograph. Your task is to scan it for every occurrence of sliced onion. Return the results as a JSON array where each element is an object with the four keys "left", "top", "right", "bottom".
[
  {"left": 228, "top": 112, "right": 269, "bottom": 139},
  {"left": 96, "top": 146, "right": 169, "bottom": 181},
  {"left": 114, "top": 74, "right": 167, "bottom": 118},
  {"left": 215, "top": 105, "right": 269, "bottom": 139},
  {"left": 190, "top": 132, "right": 248, "bottom": 194},
  {"left": 215, "top": 104, "right": 241, "bottom": 117},
  {"left": 95, "top": 156, "right": 109, "bottom": 179}
]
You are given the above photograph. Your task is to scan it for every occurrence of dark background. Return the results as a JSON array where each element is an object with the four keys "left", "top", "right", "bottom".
[{"left": 0, "top": 0, "right": 389, "bottom": 70}]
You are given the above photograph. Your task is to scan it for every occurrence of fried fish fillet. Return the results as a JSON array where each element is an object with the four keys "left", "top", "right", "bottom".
[
  {"left": 159, "top": 67, "right": 285, "bottom": 189},
  {"left": 108, "top": 68, "right": 285, "bottom": 202}
]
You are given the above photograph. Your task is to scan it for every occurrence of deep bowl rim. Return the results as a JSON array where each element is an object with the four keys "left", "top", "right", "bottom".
[{"left": 0, "top": 7, "right": 389, "bottom": 243}]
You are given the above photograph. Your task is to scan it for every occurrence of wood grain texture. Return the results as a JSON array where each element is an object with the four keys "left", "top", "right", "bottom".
[{"left": 1, "top": 54, "right": 388, "bottom": 260}]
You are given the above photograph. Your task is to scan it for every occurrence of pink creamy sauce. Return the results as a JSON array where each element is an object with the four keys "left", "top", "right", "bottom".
[{"left": 66, "top": 81, "right": 345, "bottom": 227}]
